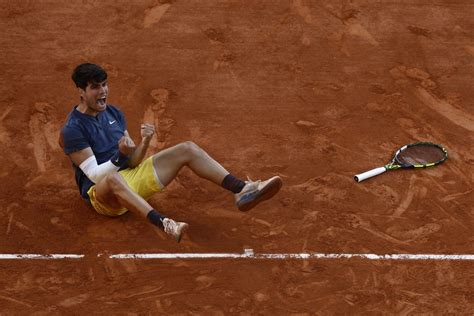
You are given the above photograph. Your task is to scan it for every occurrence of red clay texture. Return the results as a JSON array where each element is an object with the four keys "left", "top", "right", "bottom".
[{"left": 0, "top": 0, "right": 473, "bottom": 313}]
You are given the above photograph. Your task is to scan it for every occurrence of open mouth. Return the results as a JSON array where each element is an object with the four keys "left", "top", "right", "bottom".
[{"left": 97, "top": 96, "right": 107, "bottom": 106}]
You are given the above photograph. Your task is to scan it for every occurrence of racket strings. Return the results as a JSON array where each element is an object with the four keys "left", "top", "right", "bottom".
[{"left": 396, "top": 145, "right": 446, "bottom": 165}]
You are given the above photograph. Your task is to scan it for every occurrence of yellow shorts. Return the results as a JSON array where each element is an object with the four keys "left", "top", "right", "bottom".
[{"left": 87, "top": 156, "right": 164, "bottom": 217}]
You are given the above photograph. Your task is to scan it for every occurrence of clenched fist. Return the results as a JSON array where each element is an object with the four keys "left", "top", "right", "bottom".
[
  {"left": 118, "top": 136, "right": 136, "bottom": 156},
  {"left": 141, "top": 123, "right": 155, "bottom": 141}
]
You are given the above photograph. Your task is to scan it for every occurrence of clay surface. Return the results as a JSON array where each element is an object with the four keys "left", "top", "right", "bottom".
[{"left": 0, "top": 1, "right": 472, "bottom": 313}]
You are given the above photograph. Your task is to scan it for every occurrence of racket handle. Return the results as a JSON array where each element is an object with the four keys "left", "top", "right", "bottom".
[{"left": 354, "top": 167, "right": 387, "bottom": 182}]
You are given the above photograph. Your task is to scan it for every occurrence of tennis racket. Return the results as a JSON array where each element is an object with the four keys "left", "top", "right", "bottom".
[{"left": 354, "top": 142, "right": 448, "bottom": 182}]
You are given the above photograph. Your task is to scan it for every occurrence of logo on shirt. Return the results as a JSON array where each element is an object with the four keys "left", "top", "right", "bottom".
[{"left": 109, "top": 120, "right": 116, "bottom": 125}]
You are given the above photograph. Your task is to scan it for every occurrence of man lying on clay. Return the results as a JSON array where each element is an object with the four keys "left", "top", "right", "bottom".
[{"left": 60, "top": 63, "right": 282, "bottom": 242}]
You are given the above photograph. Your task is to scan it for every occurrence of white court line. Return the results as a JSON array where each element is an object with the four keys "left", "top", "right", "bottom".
[
  {"left": 0, "top": 250, "right": 473, "bottom": 261},
  {"left": 0, "top": 254, "right": 84, "bottom": 260},
  {"left": 109, "top": 252, "right": 474, "bottom": 261}
]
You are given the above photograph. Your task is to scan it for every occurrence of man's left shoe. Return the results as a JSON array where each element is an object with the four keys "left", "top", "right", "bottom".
[{"left": 235, "top": 176, "right": 283, "bottom": 212}]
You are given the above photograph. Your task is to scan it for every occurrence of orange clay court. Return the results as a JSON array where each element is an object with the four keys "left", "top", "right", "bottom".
[{"left": 0, "top": 1, "right": 473, "bottom": 314}]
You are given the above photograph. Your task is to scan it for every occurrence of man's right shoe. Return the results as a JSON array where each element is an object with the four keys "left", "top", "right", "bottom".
[
  {"left": 235, "top": 176, "right": 283, "bottom": 212},
  {"left": 162, "top": 218, "right": 189, "bottom": 242}
]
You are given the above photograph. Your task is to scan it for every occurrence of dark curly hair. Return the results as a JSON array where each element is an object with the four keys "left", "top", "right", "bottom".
[{"left": 71, "top": 63, "right": 107, "bottom": 90}]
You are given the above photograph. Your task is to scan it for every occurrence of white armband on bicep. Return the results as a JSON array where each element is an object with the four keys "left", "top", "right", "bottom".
[{"left": 79, "top": 156, "right": 120, "bottom": 184}]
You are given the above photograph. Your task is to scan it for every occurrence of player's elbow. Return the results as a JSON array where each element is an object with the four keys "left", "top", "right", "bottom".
[{"left": 79, "top": 156, "right": 120, "bottom": 184}]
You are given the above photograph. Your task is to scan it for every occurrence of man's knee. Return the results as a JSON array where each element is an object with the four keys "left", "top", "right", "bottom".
[
  {"left": 181, "top": 141, "right": 201, "bottom": 156},
  {"left": 105, "top": 173, "right": 128, "bottom": 192}
]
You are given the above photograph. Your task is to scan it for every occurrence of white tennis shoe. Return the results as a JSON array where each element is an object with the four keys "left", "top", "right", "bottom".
[
  {"left": 235, "top": 176, "right": 283, "bottom": 212},
  {"left": 163, "top": 218, "right": 188, "bottom": 242}
]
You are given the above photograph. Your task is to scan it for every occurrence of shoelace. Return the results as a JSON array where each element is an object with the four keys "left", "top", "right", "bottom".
[
  {"left": 163, "top": 219, "right": 176, "bottom": 234},
  {"left": 242, "top": 176, "right": 261, "bottom": 192},
  {"left": 246, "top": 176, "right": 262, "bottom": 185}
]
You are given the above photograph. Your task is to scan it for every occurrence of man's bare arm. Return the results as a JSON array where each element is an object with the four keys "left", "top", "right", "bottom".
[{"left": 126, "top": 124, "right": 155, "bottom": 168}]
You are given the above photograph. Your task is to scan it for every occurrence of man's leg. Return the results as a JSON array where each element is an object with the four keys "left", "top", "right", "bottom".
[
  {"left": 93, "top": 173, "right": 188, "bottom": 242},
  {"left": 94, "top": 173, "right": 153, "bottom": 217},
  {"left": 152, "top": 141, "right": 282, "bottom": 211},
  {"left": 152, "top": 141, "right": 230, "bottom": 187}
]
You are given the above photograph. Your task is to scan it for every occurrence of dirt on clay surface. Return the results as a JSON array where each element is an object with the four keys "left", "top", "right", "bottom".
[{"left": 0, "top": 0, "right": 473, "bottom": 314}]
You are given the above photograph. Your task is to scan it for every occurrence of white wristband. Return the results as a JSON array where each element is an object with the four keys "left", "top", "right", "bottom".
[{"left": 79, "top": 155, "right": 120, "bottom": 184}]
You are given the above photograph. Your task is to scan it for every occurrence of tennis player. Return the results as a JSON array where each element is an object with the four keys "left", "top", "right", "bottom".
[{"left": 60, "top": 63, "right": 282, "bottom": 242}]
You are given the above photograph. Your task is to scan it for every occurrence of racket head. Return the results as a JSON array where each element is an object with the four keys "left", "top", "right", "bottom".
[{"left": 392, "top": 142, "right": 448, "bottom": 169}]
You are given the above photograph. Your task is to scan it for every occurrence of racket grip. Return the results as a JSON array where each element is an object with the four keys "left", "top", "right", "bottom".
[{"left": 354, "top": 167, "right": 387, "bottom": 182}]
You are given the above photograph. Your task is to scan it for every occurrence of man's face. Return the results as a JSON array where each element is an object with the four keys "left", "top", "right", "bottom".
[{"left": 79, "top": 80, "right": 108, "bottom": 113}]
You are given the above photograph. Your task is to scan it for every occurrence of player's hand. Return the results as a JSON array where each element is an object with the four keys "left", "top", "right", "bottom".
[
  {"left": 141, "top": 123, "right": 155, "bottom": 141},
  {"left": 118, "top": 136, "right": 136, "bottom": 156}
]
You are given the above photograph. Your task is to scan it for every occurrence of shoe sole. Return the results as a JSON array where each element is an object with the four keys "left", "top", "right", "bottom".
[
  {"left": 176, "top": 223, "right": 189, "bottom": 243},
  {"left": 238, "top": 176, "right": 283, "bottom": 212}
]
